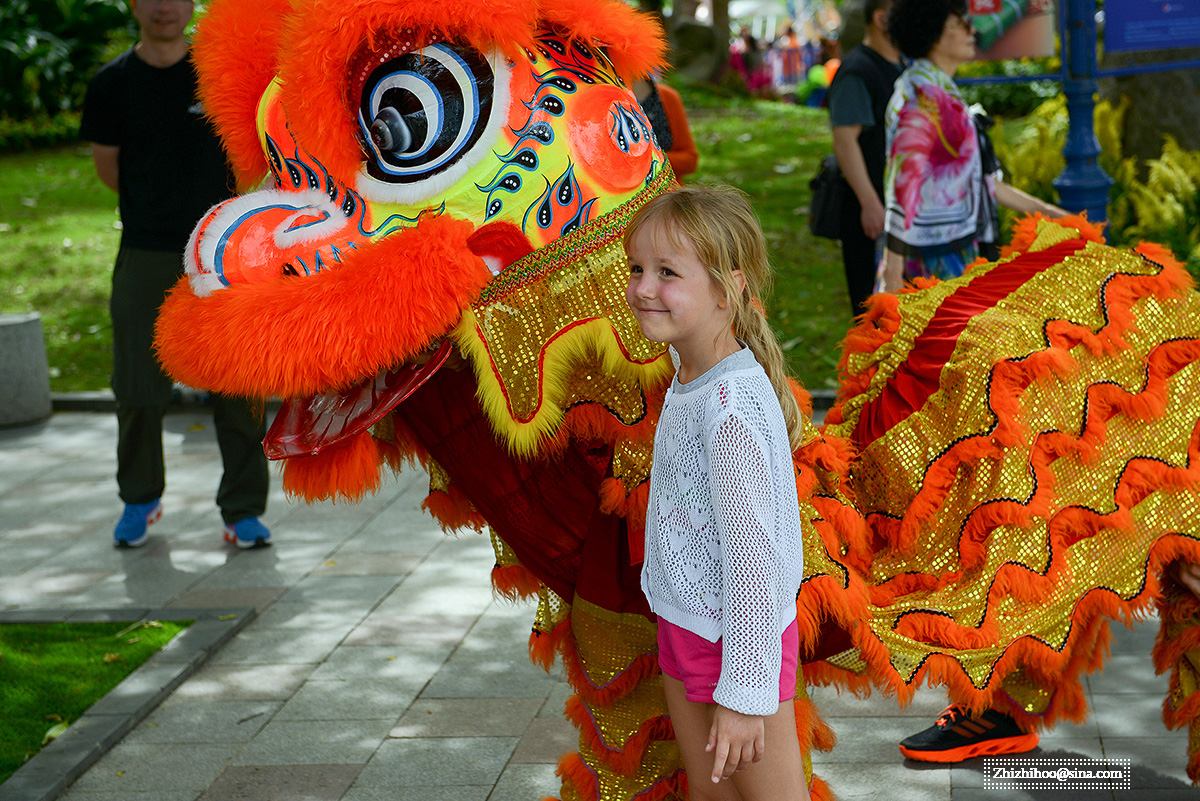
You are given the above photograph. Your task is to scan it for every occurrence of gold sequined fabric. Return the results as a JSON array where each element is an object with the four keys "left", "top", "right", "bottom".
[
  {"left": 829, "top": 232, "right": 1200, "bottom": 709},
  {"left": 563, "top": 598, "right": 681, "bottom": 801},
  {"left": 452, "top": 167, "right": 675, "bottom": 451},
  {"left": 490, "top": 526, "right": 521, "bottom": 569},
  {"left": 533, "top": 583, "right": 571, "bottom": 637}
]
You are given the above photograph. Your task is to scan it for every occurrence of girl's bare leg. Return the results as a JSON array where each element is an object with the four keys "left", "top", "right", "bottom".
[{"left": 662, "top": 675, "right": 810, "bottom": 801}]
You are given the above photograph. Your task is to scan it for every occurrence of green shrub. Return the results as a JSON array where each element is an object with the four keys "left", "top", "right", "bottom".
[
  {"left": 0, "top": 110, "right": 81, "bottom": 151},
  {"left": 958, "top": 57, "right": 1061, "bottom": 118},
  {"left": 1, "top": 0, "right": 135, "bottom": 119},
  {"left": 991, "top": 95, "right": 1200, "bottom": 275}
]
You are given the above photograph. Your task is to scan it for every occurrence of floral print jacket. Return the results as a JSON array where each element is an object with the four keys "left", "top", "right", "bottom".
[{"left": 883, "top": 59, "right": 990, "bottom": 255}]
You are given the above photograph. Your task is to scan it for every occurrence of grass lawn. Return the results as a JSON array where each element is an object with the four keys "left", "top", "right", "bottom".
[
  {"left": 0, "top": 92, "right": 847, "bottom": 395},
  {"left": 0, "top": 144, "right": 120, "bottom": 393},
  {"left": 0, "top": 619, "right": 190, "bottom": 783}
]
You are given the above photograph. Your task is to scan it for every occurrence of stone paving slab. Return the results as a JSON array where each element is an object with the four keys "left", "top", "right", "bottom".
[
  {"left": 196, "top": 765, "right": 362, "bottom": 801},
  {"left": 4, "top": 410, "right": 1199, "bottom": 801},
  {"left": 0, "top": 608, "right": 254, "bottom": 801}
]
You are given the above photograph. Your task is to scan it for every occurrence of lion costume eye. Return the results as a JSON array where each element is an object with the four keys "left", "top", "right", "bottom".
[{"left": 356, "top": 42, "right": 510, "bottom": 200}]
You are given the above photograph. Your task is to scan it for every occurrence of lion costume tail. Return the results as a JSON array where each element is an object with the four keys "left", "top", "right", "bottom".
[{"left": 820, "top": 215, "right": 1200, "bottom": 779}]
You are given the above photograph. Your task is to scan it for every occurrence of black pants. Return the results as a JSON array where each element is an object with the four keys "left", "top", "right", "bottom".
[
  {"left": 838, "top": 193, "right": 880, "bottom": 318},
  {"left": 111, "top": 247, "right": 268, "bottom": 524}
]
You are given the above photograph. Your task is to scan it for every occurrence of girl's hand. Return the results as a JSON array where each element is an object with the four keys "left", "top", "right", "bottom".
[{"left": 706, "top": 705, "right": 765, "bottom": 782}]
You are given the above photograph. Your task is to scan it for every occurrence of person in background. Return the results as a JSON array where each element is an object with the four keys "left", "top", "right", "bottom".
[
  {"left": 633, "top": 78, "right": 699, "bottom": 180},
  {"left": 826, "top": 0, "right": 904, "bottom": 316},
  {"left": 80, "top": 0, "right": 271, "bottom": 550},
  {"left": 878, "top": 0, "right": 1063, "bottom": 292},
  {"left": 776, "top": 25, "right": 804, "bottom": 88},
  {"left": 730, "top": 27, "right": 772, "bottom": 95}
]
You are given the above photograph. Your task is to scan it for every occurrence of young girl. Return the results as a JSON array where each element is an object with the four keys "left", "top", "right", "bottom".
[{"left": 624, "top": 184, "right": 810, "bottom": 801}]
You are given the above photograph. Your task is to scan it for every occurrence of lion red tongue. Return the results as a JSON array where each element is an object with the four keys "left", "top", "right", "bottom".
[
  {"left": 261, "top": 222, "right": 532, "bottom": 460},
  {"left": 264, "top": 340, "right": 451, "bottom": 459}
]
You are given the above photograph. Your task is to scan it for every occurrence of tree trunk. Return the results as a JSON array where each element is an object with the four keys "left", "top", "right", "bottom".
[
  {"left": 711, "top": 0, "right": 729, "bottom": 39},
  {"left": 708, "top": 0, "right": 731, "bottom": 82},
  {"left": 1099, "top": 48, "right": 1200, "bottom": 166}
]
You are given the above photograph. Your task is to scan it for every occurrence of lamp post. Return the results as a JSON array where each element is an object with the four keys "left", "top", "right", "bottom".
[{"left": 1052, "top": 0, "right": 1112, "bottom": 224}]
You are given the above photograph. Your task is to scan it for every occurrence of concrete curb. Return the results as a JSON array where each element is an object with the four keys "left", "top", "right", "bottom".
[{"left": 0, "top": 607, "right": 256, "bottom": 801}]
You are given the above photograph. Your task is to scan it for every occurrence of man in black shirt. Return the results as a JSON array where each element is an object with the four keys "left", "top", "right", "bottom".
[
  {"left": 81, "top": 0, "right": 270, "bottom": 549},
  {"left": 826, "top": 0, "right": 904, "bottom": 316}
]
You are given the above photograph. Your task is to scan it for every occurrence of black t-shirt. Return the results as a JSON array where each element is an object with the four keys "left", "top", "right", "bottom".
[
  {"left": 80, "top": 48, "right": 233, "bottom": 252},
  {"left": 827, "top": 44, "right": 904, "bottom": 199}
]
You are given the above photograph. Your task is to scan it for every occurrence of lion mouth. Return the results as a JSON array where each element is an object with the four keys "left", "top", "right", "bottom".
[{"left": 264, "top": 340, "right": 452, "bottom": 459}]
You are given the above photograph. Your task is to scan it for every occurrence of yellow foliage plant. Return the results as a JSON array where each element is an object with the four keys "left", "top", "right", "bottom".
[{"left": 991, "top": 94, "right": 1200, "bottom": 275}]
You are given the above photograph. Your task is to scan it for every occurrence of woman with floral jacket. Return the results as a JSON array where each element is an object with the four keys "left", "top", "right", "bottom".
[{"left": 877, "top": 0, "right": 1063, "bottom": 291}]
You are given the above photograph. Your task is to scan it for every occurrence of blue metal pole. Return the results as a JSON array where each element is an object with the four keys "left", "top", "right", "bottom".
[{"left": 1052, "top": 0, "right": 1112, "bottom": 223}]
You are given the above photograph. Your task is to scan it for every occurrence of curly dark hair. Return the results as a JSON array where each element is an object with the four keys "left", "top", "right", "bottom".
[{"left": 886, "top": 0, "right": 969, "bottom": 59}]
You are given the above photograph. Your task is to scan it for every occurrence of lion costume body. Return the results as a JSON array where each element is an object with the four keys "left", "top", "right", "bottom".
[{"left": 154, "top": 1, "right": 1200, "bottom": 797}]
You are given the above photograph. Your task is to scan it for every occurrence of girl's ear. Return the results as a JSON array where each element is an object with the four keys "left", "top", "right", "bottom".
[{"left": 731, "top": 269, "right": 747, "bottom": 297}]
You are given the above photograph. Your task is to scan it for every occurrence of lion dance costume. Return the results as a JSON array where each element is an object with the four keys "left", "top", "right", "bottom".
[{"left": 154, "top": 0, "right": 1200, "bottom": 797}]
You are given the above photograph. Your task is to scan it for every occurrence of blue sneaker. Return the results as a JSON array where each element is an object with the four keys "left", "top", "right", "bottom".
[
  {"left": 223, "top": 516, "right": 271, "bottom": 549},
  {"left": 113, "top": 499, "right": 162, "bottom": 548}
]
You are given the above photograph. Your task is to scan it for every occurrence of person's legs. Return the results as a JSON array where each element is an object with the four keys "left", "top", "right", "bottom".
[
  {"left": 725, "top": 700, "right": 809, "bottom": 801},
  {"left": 115, "top": 402, "right": 167, "bottom": 505},
  {"left": 662, "top": 675, "right": 741, "bottom": 801},
  {"left": 839, "top": 196, "right": 877, "bottom": 317},
  {"left": 210, "top": 393, "right": 268, "bottom": 525},
  {"left": 663, "top": 677, "right": 810, "bottom": 801}
]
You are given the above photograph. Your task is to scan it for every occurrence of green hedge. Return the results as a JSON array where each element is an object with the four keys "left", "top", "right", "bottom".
[{"left": 0, "top": 111, "right": 81, "bottom": 152}]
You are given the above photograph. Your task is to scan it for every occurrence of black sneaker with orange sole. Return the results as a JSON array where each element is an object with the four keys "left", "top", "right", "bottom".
[{"left": 899, "top": 705, "right": 1039, "bottom": 762}]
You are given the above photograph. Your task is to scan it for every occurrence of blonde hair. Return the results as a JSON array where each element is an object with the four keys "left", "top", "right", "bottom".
[{"left": 624, "top": 184, "right": 804, "bottom": 450}]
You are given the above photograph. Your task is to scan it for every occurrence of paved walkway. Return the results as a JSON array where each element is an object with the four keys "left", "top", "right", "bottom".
[{"left": 0, "top": 410, "right": 1193, "bottom": 800}]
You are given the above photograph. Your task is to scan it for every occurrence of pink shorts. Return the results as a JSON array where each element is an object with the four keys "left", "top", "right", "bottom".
[{"left": 656, "top": 618, "right": 799, "bottom": 705}]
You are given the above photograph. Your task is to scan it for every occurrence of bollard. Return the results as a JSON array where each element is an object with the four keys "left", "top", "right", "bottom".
[{"left": 0, "top": 312, "right": 53, "bottom": 427}]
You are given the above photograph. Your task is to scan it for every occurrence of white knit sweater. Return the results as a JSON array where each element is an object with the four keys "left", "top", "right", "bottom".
[{"left": 641, "top": 347, "right": 805, "bottom": 716}]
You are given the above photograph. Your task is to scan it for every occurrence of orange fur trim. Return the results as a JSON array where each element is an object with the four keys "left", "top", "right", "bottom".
[
  {"left": 1003, "top": 212, "right": 1106, "bottom": 257},
  {"left": 896, "top": 533, "right": 1200, "bottom": 731},
  {"left": 558, "top": 627, "right": 661, "bottom": 708},
  {"left": 156, "top": 214, "right": 490, "bottom": 398},
  {"left": 809, "top": 774, "right": 834, "bottom": 801},
  {"left": 598, "top": 477, "right": 627, "bottom": 516},
  {"left": 555, "top": 752, "right": 598, "bottom": 801},
  {"left": 793, "top": 692, "right": 836, "bottom": 753},
  {"left": 422, "top": 484, "right": 487, "bottom": 533},
  {"left": 830, "top": 292, "right": 902, "bottom": 421},
  {"left": 560, "top": 403, "right": 653, "bottom": 450},
  {"left": 530, "top": 614, "right": 573, "bottom": 673},
  {"left": 193, "top": 0, "right": 291, "bottom": 190},
  {"left": 491, "top": 563, "right": 542, "bottom": 602},
  {"left": 279, "top": 430, "right": 392, "bottom": 501},
  {"left": 565, "top": 694, "right": 673, "bottom": 775},
  {"left": 878, "top": 263, "right": 1200, "bottom": 571},
  {"left": 541, "top": 1, "right": 668, "bottom": 84},
  {"left": 796, "top": 574, "right": 872, "bottom": 658},
  {"left": 802, "top": 660, "right": 876, "bottom": 695},
  {"left": 1133, "top": 241, "right": 1190, "bottom": 279},
  {"left": 555, "top": 751, "right": 686, "bottom": 801}
]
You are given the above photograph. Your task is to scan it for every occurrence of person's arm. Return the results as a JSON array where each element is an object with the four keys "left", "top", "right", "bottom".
[
  {"left": 91, "top": 143, "right": 119, "bottom": 193},
  {"left": 656, "top": 84, "right": 699, "bottom": 178},
  {"left": 832, "top": 124, "right": 885, "bottom": 240},
  {"left": 995, "top": 180, "right": 1066, "bottom": 218},
  {"left": 880, "top": 246, "right": 904, "bottom": 292},
  {"left": 704, "top": 410, "right": 781, "bottom": 778}
]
